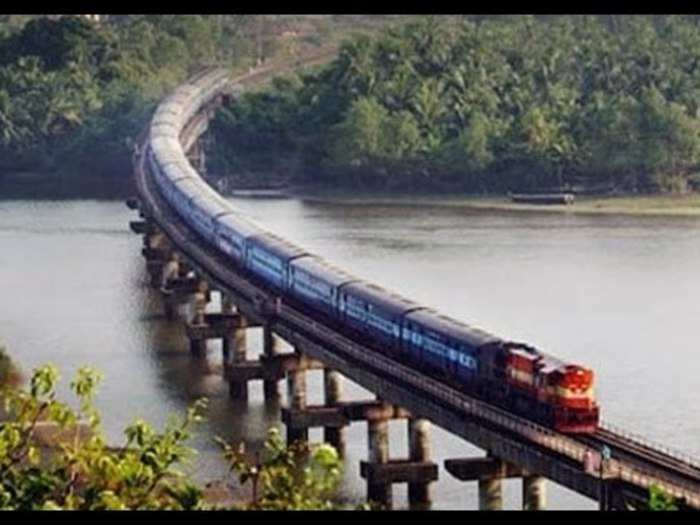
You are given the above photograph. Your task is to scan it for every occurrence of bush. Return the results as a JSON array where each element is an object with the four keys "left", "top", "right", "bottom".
[{"left": 0, "top": 363, "right": 344, "bottom": 510}]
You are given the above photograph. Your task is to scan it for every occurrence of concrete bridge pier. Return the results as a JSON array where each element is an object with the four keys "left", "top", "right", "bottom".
[
  {"left": 285, "top": 350, "right": 308, "bottom": 446},
  {"left": 479, "top": 475, "right": 503, "bottom": 511},
  {"left": 262, "top": 324, "right": 281, "bottom": 401},
  {"left": 176, "top": 258, "right": 193, "bottom": 279},
  {"left": 366, "top": 414, "right": 391, "bottom": 507},
  {"left": 444, "top": 453, "right": 524, "bottom": 510},
  {"left": 160, "top": 254, "right": 181, "bottom": 319},
  {"left": 147, "top": 261, "right": 165, "bottom": 289},
  {"left": 360, "top": 404, "right": 437, "bottom": 510},
  {"left": 133, "top": 224, "right": 174, "bottom": 290},
  {"left": 523, "top": 474, "right": 547, "bottom": 511},
  {"left": 323, "top": 369, "right": 345, "bottom": 455},
  {"left": 146, "top": 230, "right": 168, "bottom": 253},
  {"left": 225, "top": 313, "right": 248, "bottom": 402},
  {"left": 187, "top": 279, "right": 210, "bottom": 357},
  {"left": 143, "top": 229, "right": 169, "bottom": 288},
  {"left": 220, "top": 295, "right": 237, "bottom": 359},
  {"left": 161, "top": 253, "right": 180, "bottom": 289},
  {"left": 408, "top": 418, "right": 432, "bottom": 509}
]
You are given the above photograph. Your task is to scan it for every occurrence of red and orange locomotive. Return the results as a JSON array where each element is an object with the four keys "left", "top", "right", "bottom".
[{"left": 501, "top": 344, "right": 599, "bottom": 433}]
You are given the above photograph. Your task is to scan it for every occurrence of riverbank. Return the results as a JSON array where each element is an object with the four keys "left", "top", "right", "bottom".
[
  {"left": 0, "top": 347, "right": 21, "bottom": 389},
  {"left": 293, "top": 190, "right": 700, "bottom": 217}
]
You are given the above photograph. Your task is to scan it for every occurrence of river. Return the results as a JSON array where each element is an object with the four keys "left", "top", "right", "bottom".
[{"left": 1, "top": 195, "right": 699, "bottom": 510}]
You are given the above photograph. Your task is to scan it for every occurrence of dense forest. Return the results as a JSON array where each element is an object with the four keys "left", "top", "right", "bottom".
[
  {"left": 207, "top": 15, "right": 700, "bottom": 195},
  {"left": 0, "top": 15, "right": 381, "bottom": 192},
  {"left": 5, "top": 15, "right": 700, "bottom": 196},
  {"left": 0, "top": 15, "right": 253, "bottom": 185}
]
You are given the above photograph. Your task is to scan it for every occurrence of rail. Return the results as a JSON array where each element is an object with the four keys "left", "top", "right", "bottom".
[
  {"left": 599, "top": 421, "right": 700, "bottom": 472},
  {"left": 279, "top": 305, "right": 700, "bottom": 505},
  {"left": 136, "top": 63, "right": 700, "bottom": 509}
]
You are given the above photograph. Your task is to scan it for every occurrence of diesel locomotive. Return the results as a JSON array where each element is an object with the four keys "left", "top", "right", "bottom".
[{"left": 146, "top": 68, "right": 600, "bottom": 434}]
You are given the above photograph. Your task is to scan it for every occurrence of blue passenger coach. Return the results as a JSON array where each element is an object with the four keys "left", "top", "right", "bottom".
[
  {"left": 403, "top": 309, "right": 497, "bottom": 380},
  {"left": 245, "top": 234, "right": 309, "bottom": 290},
  {"left": 288, "top": 257, "right": 359, "bottom": 313},
  {"left": 214, "top": 213, "right": 262, "bottom": 264},
  {"left": 189, "top": 196, "right": 228, "bottom": 243},
  {"left": 168, "top": 179, "right": 204, "bottom": 222},
  {"left": 338, "top": 282, "right": 422, "bottom": 348}
]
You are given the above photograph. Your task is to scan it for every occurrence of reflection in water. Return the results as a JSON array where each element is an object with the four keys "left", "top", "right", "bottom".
[{"left": 2, "top": 197, "right": 700, "bottom": 509}]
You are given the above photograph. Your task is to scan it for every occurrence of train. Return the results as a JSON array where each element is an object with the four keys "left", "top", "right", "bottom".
[{"left": 145, "top": 67, "right": 600, "bottom": 434}]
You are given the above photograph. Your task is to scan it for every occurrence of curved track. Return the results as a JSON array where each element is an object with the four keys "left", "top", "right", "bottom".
[{"left": 132, "top": 64, "right": 700, "bottom": 509}]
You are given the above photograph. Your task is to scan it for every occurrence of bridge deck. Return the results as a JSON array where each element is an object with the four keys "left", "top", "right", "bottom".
[{"left": 131, "top": 67, "right": 700, "bottom": 510}]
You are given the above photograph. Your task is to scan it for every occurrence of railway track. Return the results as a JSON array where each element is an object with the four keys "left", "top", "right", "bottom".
[
  {"left": 132, "top": 60, "right": 700, "bottom": 509},
  {"left": 585, "top": 427, "right": 700, "bottom": 486}
]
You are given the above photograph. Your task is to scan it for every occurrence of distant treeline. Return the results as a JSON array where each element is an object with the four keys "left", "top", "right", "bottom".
[
  {"left": 0, "top": 15, "right": 274, "bottom": 182},
  {"left": 0, "top": 15, "right": 311, "bottom": 186},
  {"left": 207, "top": 16, "right": 700, "bottom": 194}
]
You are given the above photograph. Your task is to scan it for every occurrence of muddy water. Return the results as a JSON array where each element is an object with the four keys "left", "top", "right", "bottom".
[{"left": 2, "top": 195, "right": 699, "bottom": 509}]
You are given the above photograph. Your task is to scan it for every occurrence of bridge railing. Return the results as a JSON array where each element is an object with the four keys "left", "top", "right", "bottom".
[
  {"left": 281, "top": 308, "right": 700, "bottom": 504},
  {"left": 145, "top": 65, "right": 700, "bottom": 509},
  {"left": 600, "top": 420, "right": 700, "bottom": 472}
]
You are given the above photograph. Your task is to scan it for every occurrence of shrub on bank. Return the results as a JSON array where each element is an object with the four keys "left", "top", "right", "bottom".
[{"left": 0, "top": 363, "right": 343, "bottom": 510}]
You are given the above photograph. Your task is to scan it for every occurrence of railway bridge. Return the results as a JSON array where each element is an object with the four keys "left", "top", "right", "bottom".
[{"left": 127, "top": 65, "right": 700, "bottom": 511}]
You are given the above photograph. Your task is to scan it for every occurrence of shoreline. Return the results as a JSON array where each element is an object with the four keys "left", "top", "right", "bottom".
[
  {"left": 6, "top": 175, "right": 700, "bottom": 218},
  {"left": 290, "top": 191, "right": 700, "bottom": 218}
]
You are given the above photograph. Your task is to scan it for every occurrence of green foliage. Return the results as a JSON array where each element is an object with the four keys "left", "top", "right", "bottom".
[
  {"left": 210, "top": 15, "right": 700, "bottom": 194},
  {"left": 0, "top": 15, "right": 277, "bottom": 183},
  {"left": 648, "top": 485, "right": 679, "bottom": 510},
  {"left": 217, "top": 428, "right": 343, "bottom": 510},
  {"left": 0, "top": 363, "right": 344, "bottom": 510},
  {"left": 0, "top": 364, "right": 208, "bottom": 510}
]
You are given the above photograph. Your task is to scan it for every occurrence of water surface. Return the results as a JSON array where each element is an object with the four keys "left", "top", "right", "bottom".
[{"left": 1, "top": 195, "right": 699, "bottom": 509}]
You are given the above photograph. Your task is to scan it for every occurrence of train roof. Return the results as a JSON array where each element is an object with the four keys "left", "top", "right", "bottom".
[
  {"left": 151, "top": 112, "right": 181, "bottom": 128},
  {"left": 154, "top": 152, "right": 184, "bottom": 168},
  {"left": 504, "top": 342, "right": 589, "bottom": 375},
  {"left": 404, "top": 309, "right": 501, "bottom": 348},
  {"left": 174, "top": 178, "right": 204, "bottom": 201},
  {"left": 290, "top": 256, "right": 360, "bottom": 288},
  {"left": 163, "top": 162, "right": 191, "bottom": 182},
  {"left": 537, "top": 352, "right": 579, "bottom": 375},
  {"left": 153, "top": 107, "right": 184, "bottom": 123},
  {"left": 191, "top": 194, "right": 230, "bottom": 218},
  {"left": 162, "top": 168, "right": 191, "bottom": 185},
  {"left": 167, "top": 85, "right": 198, "bottom": 100},
  {"left": 186, "top": 67, "right": 219, "bottom": 84},
  {"left": 248, "top": 232, "right": 309, "bottom": 261},
  {"left": 149, "top": 123, "right": 175, "bottom": 139},
  {"left": 150, "top": 135, "right": 182, "bottom": 152},
  {"left": 341, "top": 281, "right": 423, "bottom": 318},
  {"left": 195, "top": 183, "right": 235, "bottom": 210},
  {"left": 216, "top": 212, "right": 264, "bottom": 238},
  {"left": 174, "top": 162, "right": 202, "bottom": 181}
]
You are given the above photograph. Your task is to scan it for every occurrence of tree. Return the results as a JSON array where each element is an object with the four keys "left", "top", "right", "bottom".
[
  {"left": 648, "top": 485, "right": 679, "bottom": 510},
  {"left": 441, "top": 111, "right": 496, "bottom": 173},
  {"left": 0, "top": 363, "right": 344, "bottom": 510},
  {"left": 0, "top": 364, "right": 208, "bottom": 510},
  {"left": 203, "top": 15, "right": 700, "bottom": 194},
  {"left": 330, "top": 96, "right": 389, "bottom": 166},
  {"left": 218, "top": 428, "right": 343, "bottom": 510}
]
